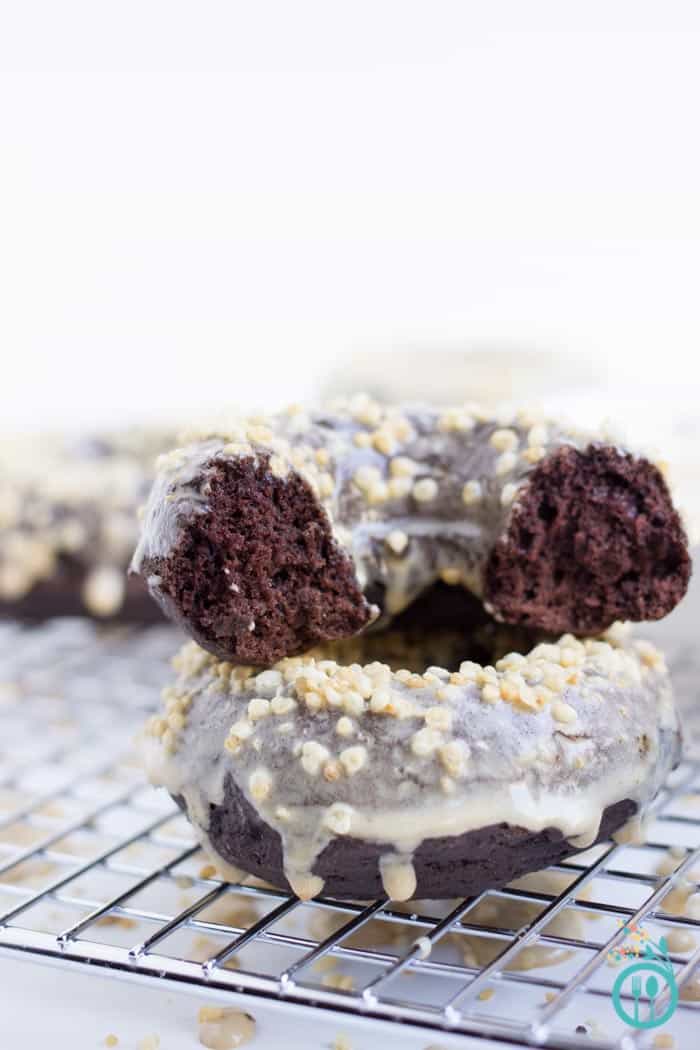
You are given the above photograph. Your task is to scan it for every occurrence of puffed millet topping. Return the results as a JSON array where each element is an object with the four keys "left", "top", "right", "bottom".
[
  {"left": 372, "top": 430, "right": 396, "bottom": 456},
  {"left": 635, "top": 640, "right": 666, "bottom": 671},
  {"left": 247, "top": 698, "right": 271, "bottom": 721},
  {"left": 459, "top": 660, "right": 481, "bottom": 678},
  {"left": 522, "top": 445, "right": 546, "bottom": 464},
  {"left": 500, "top": 482, "right": 519, "bottom": 505},
  {"left": 268, "top": 454, "right": 289, "bottom": 478},
  {"left": 342, "top": 691, "right": 366, "bottom": 717},
  {"left": 198, "top": 1007, "right": 225, "bottom": 1023},
  {"left": 387, "top": 476, "right": 413, "bottom": 500},
  {"left": 489, "top": 428, "right": 519, "bottom": 452},
  {"left": 438, "top": 740, "right": 470, "bottom": 778},
  {"left": 438, "top": 407, "right": 475, "bottom": 432},
  {"left": 339, "top": 745, "right": 368, "bottom": 776},
  {"left": 366, "top": 481, "right": 389, "bottom": 505},
  {"left": 246, "top": 424, "right": 274, "bottom": 444},
  {"left": 461, "top": 480, "right": 482, "bottom": 505},
  {"left": 82, "top": 566, "right": 126, "bottom": 618},
  {"left": 527, "top": 423, "right": 548, "bottom": 447},
  {"left": 300, "top": 741, "right": 330, "bottom": 776},
  {"left": 385, "top": 529, "right": 409, "bottom": 555},
  {"left": 481, "top": 683, "right": 501, "bottom": 704},
  {"left": 349, "top": 394, "right": 383, "bottom": 427},
  {"left": 254, "top": 669, "right": 283, "bottom": 694},
  {"left": 270, "top": 694, "right": 297, "bottom": 715},
  {"left": 353, "top": 465, "right": 382, "bottom": 492},
  {"left": 198, "top": 1007, "right": 256, "bottom": 1050},
  {"left": 410, "top": 727, "right": 443, "bottom": 756},
  {"left": 249, "top": 768, "right": 272, "bottom": 801},
  {"left": 335, "top": 716, "right": 355, "bottom": 737},
  {"left": 220, "top": 441, "right": 250, "bottom": 458},
  {"left": 324, "top": 802, "right": 354, "bottom": 835},
  {"left": 412, "top": 478, "right": 438, "bottom": 502},
  {"left": 323, "top": 759, "right": 343, "bottom": 782},
  {"left": 389, "top": 456, "right": 418, "bottom": 478},
  {"left": 368, "top": 688, "right": 393, "bottom": 713},
  {"left": 495, "top": 451, "right": 518, "bottom": 475},
  {"left": 225, "top": 720, "right": 253, "bottom": 753},
  {"left": 552, "top": 701, "right": 577, "bottom": 724},
  {"left": 424, "top": 706, "right": 452, "bottom": 731}
]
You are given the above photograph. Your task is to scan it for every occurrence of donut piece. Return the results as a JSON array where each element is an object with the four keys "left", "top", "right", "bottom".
[
  {"left": 131, "top": 398, "right": 691, "bottom": 665},
  {"left": 141, "top": 627, "right": 680, "bottom": 901},
  {"left": 0, "top": 429, "right": 173, "bottom": 621}
]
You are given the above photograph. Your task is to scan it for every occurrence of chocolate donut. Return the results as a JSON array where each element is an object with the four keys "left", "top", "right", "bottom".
[
  {"left": 131, "top": 397, "right": 691, "bottom": 665},
  {"left": 141, "top": 627, "right": 680, "bottom": 901},
  {"left": 0, "top": 429, "right": 173, "bottom": 621}
]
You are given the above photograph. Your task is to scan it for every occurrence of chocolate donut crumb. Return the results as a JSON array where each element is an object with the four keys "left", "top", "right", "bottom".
[{"left": 485, "top": 445, "right": 690, "bottom": 635}]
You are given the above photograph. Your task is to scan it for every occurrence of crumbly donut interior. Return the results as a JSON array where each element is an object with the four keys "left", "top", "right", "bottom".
[
  {"left": 152, "top": 457, "right": 371, "bottom": 664},
  {"left": 485, "top": 445, "right": 690, "bottom": 634}
]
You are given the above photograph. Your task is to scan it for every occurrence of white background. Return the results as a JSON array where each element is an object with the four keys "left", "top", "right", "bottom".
[
  {"left": 1, "top": 5, "right": 700, "bottom": 1048},
  {"left": 1, "top": 2, "right": 700, "bottom": 432}
]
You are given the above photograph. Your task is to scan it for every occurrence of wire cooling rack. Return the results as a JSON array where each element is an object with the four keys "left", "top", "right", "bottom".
[{"left": 1, "top": 619, "right": 700, "bottom": 1050}]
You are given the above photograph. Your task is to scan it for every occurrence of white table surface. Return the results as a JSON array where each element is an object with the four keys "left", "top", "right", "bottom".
[{"left": 0, "top": 952, "right": 508, "bottom": 1050}]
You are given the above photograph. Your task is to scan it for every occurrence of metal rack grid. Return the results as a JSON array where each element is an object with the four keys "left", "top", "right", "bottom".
[{"left": 1, "top": 619, "right": 700, "bottom": 1049}]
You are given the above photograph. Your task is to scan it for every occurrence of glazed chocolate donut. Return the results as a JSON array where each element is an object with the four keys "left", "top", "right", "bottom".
[
  {"left": 131, "top": 397, "right": 691, "bottom": 666},
  {"left": 0, "top": 429, "right": 173, "bottom": 621},
  {"left": 141, "top": 627, "right": 680, "bottom": 901}
]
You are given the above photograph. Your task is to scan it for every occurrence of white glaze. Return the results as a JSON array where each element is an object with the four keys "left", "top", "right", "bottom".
[{"left": 141, "top": 629, "right": 679, "bottom": 900}]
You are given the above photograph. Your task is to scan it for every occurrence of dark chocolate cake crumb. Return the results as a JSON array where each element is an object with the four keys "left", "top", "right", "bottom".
[
  {"left": 146, "top": 457, "right": 372, "bottom": 664},
  {"left": 485, "top": 445, "right": 691, "bottom": 635}
]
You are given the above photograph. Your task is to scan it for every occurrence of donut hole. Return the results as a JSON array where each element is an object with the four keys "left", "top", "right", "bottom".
[
  {"left": 314, "top": 583, "right": 539, "bottom": 674},
  {"left": 147, "top": 456, "right": 545, "bottom": 669}
]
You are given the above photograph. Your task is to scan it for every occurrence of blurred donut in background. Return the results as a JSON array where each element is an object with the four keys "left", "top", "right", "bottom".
[{"left": 0, "top": 428, "right": 173, "bottom": 622}]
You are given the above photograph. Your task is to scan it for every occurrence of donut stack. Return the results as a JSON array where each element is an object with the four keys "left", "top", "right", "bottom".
[{"left": 134, "top": 397, "right": 691, "bottom": 901}]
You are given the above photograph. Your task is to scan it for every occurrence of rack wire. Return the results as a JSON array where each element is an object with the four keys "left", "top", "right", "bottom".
[{"left": 1, "top": 618, "right": 700, "bottom": 1049}]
